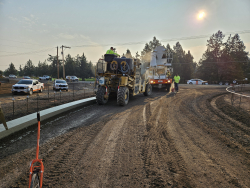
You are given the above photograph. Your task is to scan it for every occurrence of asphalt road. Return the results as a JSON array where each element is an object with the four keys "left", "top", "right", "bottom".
[{"left": 0, "top": 84, "right": 250, "bottom": 188}]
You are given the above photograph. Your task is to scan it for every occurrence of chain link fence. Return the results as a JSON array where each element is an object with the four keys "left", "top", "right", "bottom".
[{"left": 0, "top": 82, "right": 96, "bottom": 122}]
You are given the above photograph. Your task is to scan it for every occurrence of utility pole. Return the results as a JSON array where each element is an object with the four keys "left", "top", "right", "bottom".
[
  {"left": 61, "top": 45, "right": 71, "bottom": 79},
  {"left": 57, "top": 46, "right": 59, "bottom": 79}
]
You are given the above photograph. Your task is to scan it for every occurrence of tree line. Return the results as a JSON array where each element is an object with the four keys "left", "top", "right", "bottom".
[
  {"left": 2, "top": 53, "right": 95, "bottom": 79},
  {"left": 140, "top": 36, "right": 196, "bottom": 83},
  {"left": 1, "top": 31, "right": 249, "bottom": 83},
  {"left": 139, "top": 32, "right": 249, "bottom": 83},
  {"left": 196, "top": 30, "right": 249, "bottom": 83}
]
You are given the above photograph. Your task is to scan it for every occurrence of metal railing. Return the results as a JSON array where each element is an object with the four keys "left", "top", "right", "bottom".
[
  {"left": 226, "top": 84, "right": 250, "bottom": 108},
  {"left": 0, "top": 82, "right": 96, "bottom": 122}
]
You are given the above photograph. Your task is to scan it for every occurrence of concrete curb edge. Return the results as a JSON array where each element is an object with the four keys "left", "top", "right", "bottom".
[{"left": 0, "top": 97, "right": 96, "bottom": 140}]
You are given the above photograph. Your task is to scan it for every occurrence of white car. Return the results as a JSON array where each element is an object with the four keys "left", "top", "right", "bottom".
[
  {"left": 12, "top": 79, "right": 44, "bottom": 95},
  {"left": 66, "top": 76, "right": 79, "bottom": 82},
  {"left": 187, "top": 79, "right": 208, "bottom": 85},
  {"left": 53, "top": 79, "right": 68, "bottom": 91},
  {"left": 39, "top": 75, "right": 50, "bottom": 80},
  {"left": 9, "top": 74, "right": 17, "bottom": 78}
]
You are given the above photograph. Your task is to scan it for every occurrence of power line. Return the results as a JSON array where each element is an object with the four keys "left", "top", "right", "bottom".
[
  {"left": 0, "top": 50, "right": 18, "bottom": 54},
  {"left": 72, "top": 30, "right": 250, "bottom": 48},
  {"left": 0, "top": 29, "right": 249, "bottom": 57},
  {"left": 0, "top": 38, "right": 50, "bottom": 47},
  {"left": 0, "top": 48, "right": 55, "bottom": 57},
  {"left": 0, "top": 44, "right": 38, "bottom": 49}
]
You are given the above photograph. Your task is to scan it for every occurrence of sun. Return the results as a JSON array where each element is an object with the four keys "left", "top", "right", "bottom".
[{"left": 198, "top": 12, "right": 205, "bottom": 19}]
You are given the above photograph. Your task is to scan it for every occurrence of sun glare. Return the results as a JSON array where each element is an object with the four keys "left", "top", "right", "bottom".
[{"left": 198, "top": 12, "right": 205, "bottom": 19}]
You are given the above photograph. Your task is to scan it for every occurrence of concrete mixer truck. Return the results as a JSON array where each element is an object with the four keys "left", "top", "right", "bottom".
[{"left": 146, "top": 46, "right": 173, "bottom": 92}]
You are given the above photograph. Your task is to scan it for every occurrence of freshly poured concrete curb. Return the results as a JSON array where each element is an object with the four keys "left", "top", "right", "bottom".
[{"left": 0, "top": 97, "right": 96, "bottom": 139}]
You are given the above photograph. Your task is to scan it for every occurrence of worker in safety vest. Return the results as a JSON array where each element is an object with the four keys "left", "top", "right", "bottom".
[
  {"left": 166, "top": 70, "right": 171, "bottom": 78},
  {"left": 106, "top": 47, "right": 120, "bottom": 57},
  {"left": 174, "top": 73, "right": 180, "bottom": 92}
]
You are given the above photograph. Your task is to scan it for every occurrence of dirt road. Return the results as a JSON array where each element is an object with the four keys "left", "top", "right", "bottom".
[{"left": 0, "top": 85, "right": 250, "bottom": 187}]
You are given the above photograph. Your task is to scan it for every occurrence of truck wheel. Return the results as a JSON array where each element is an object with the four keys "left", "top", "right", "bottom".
[
  {"left": 39, "top": 87, "right": 43, "bottom": 93},
  {"left": 144, "top": 84, "right": 152, "bottom": 96},
  {"left": 96, "top": 86, "right": 108, "bottom": 105},
  {"left": 117, "top": 87, "right": 129, "bottom": 106},
  {"left": 29, "top": 89, "right": 33, "bottom": 95}
]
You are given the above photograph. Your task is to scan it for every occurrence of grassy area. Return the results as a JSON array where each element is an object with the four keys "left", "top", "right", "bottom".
[{"left": 85, "top": 78, "right": 95, "bottom": 81}]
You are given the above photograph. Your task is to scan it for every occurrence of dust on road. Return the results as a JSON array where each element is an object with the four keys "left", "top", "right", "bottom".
[{"left": 0, "top": 85, "right": 250, "bottom": 188}]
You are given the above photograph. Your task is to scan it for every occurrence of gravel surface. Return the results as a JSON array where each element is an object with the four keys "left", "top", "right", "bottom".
[{"left": 0, "top": 85, "right": 250, "bottom": 187}]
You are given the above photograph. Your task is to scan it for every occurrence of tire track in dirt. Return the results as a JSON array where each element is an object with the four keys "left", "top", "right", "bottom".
[
  {"left": 141, "top": 96, "right": 194, "bottom": 187},
  {"left": 64, "top": 109, "right": 132, "bottom": 188},
  {"left": 212, "top": 95, "right": 250, "bottom": 150},
  {"left": 102, "top": 105, "right": 148, "bottom": 188},
  {"left": 7, "top": 114, "right": 112, "bottom": 188},
  {"left": 169, "top": 87, "right": 250, "bottom": 187}
]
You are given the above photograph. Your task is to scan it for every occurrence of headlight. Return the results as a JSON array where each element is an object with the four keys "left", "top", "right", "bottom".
[
  {"left": 150, "top": 81, "right": 153, "bottom": 83},
  {"left": 168, "top": 80, "right": 170, "bottom": 82}
]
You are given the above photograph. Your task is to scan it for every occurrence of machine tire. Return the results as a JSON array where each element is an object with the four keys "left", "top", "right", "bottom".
[
  {"left": 166, "top": 84, "right": 171, "bottom": 92},
  {"left": 30, "top": 172, "right": 40, "bottom": 188},
  {"left": 29, "top": 89, "right": 33, "bottom": 95},
  {"left": 144, "top": 84, "right": 152, "bottom": 96},
  {"left": 96, "top": 86, "right": 108, "bottom": 105},
  {"left": 117, "top": 87, "right": 129, "bottom": 106},
  {"left": 39, "top": 87, "right": 43, "bottom": 93}
]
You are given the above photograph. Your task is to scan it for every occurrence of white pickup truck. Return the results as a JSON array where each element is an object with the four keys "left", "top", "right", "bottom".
[
  {"left": 39, "top": 75, "right": 50, "bottom": 80},
  {"left": 12, "top": 79, "right": 44, "bottom": 95}
]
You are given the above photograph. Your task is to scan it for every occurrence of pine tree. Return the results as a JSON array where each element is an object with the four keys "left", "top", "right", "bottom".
[
  {"left": 23, "top": 59, "right": 35, "bottom": 76},
  {"left": 5, "top": 62, "right": 18, "bottom": 76},
  {"left": 65, "top": 54, "right": 75, "bottom": 76},
  {"left": 141, "top": 36, "right": 162, "bottom": 62},
  {"left": 79, "top": 53, "right": 88, "bottom": 79},
  {"left": 125, "top": 49, "right": 133, "bottom": 58},
  {"left": 19, "top": 65, "right": 24, "bottom": 76},
  {"left": 197, "top": 30, "right": 249, "bottom": 83},
  {"left": 197, "top": 31, "right": 225, "bottom": 83},
  {"left": 48, "top": 56, "right": 58, "bottom": 78}
]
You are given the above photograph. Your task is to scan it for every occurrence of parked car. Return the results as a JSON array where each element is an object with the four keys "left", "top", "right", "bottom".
[
  {"left": 66, "top": 75, "right": 79, "bottom": 82},
  {"left": 12, "top": 79, "right": 44, "bottom": 95},
  {"left": 9, "top": 74, "right": 17, "bottom": 78},
  {"left": 39, "top": 75, "right": 50, "bottom": 80},
  {"left": 53, "top": 79, "right": 68, "bottom": 91},
  {"left": 23, "top": 76, "right": 31, "bottom": 79},
  {"left": 218, "top": 81, "right": 230, "bottom": 85},
  {"left": 187, "top": 79, "right": 208, "bottom": 85}
]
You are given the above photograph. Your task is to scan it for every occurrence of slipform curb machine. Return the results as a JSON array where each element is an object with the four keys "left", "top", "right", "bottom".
[{"left": 96, "top": 54, "right": 152, "bottom": 106}]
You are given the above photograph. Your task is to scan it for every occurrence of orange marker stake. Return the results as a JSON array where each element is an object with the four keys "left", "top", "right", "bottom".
[{"left": 29, "top": 112, "right": 44, "bottom": 188}]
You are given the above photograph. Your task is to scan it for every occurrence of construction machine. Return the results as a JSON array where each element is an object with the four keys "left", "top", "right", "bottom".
[
  {"left": 96, "top": 54, "right": 152, "bottom": 106},
  {"left": 146, "top": 46, "right": 173, "bottom": 92}
]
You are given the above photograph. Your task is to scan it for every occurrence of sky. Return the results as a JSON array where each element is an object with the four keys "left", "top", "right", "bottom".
[{"left": 0, "top": 0, "right": 250, "bottom": 72}]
